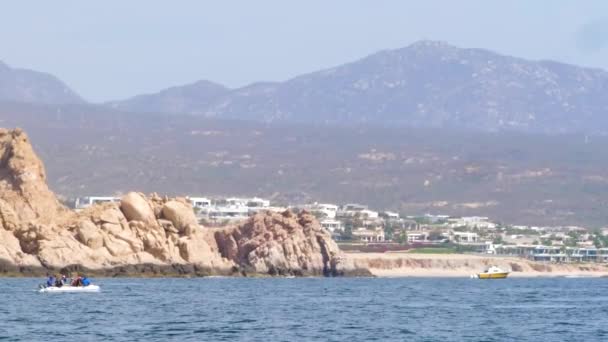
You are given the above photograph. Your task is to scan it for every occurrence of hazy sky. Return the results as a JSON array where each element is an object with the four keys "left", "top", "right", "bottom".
[{"left": 2, "top": 1, "right": 608, "bottom": 102}]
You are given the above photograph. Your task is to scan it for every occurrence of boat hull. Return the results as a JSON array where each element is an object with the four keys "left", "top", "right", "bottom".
[
  {"left": 39, "top": 285, "right": 100, "bottom": 293},
  {"left": 477, "top": 272, "right": 509, "bottom": 279}
]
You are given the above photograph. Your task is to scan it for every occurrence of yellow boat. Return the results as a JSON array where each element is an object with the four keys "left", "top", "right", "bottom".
[{"left": 476, "top": 265, "right": 509, "bottom": 279}]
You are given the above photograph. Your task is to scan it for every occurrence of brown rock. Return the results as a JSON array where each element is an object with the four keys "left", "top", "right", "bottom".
[
  {"left": 76, "top": 221, "right": 104, "bottom": 249},
  {"left": 214, "top": 211, "right": 356, "bottom": 276},
  {"left": 161, "top": 200, "right": 198, "bottom": 233},
  {"left": 120, "top": 192, "right": 157, "bottom": 225},
  {"left": 0, "top": 129, "right": 68, "bottom": 225}
]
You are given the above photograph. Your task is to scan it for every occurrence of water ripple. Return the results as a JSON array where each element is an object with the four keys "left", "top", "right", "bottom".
[{"left": 1, "top": 277, "right": 607, "bottom": 341}]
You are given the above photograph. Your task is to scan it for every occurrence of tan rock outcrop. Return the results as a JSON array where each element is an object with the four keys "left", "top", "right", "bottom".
[
  {"left": 0, "top": 127, "right": 364, "bottom": 277},
  {"left": 161, "top": 200, "right": 198, "bottom": 233},
  {"left": 120, "top": 192, "right": 157, "bottom": 226},
  {"left": 0, "top": 129, "right": 68, "bottom": 225}
]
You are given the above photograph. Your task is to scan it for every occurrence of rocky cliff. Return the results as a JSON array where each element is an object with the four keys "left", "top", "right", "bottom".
[{"left": 0, "top": 128, "right": 364, "bottom": 276}]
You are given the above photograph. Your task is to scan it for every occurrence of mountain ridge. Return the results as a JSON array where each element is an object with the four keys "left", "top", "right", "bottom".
[
  {"left": 107, "top": 40, "right": 608, "bottom": 133},
  {"left": 4, "top": 40, "right": 608, "bottom": 133},
  {"left": 0, "top": 60, "right": 85, "bottom": 105}
]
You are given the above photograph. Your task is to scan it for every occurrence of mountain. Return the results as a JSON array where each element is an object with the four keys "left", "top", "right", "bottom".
[
  {"left": 106, "top": 80, "right": 228, "bottom": 114},
  {"left": 109, "top": 40, "right": 608, "bottom": 133},
  {"left": 0, "top": 60, "right": 84, "bottom": 105}
]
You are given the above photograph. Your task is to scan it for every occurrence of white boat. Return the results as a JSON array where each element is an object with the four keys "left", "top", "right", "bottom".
[{"left": 39, "top": 285, "right": 100, "bottom": 293}]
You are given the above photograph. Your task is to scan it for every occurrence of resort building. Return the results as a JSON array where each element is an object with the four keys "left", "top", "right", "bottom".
[
  {"left": 570, "top": 248, "right": 608, "bottom": 263},
  {"left": 308, "top": 203, "right": 339, "bottom": 219},
  {"left": 352, "top": 227, "right": 385, "bottom": 242},
  {"left": 359, "top": 209, "right": 379, "bottom": 219},
  {"left": 448, "top": 216, "right": 496, "bottom": 229},
  {"left": 407, "top": 232, "right": 428, "bottom": 243},
  {"left": 206, "top": 205, "right": 249, "bottom": 222},
  {"left": 320, "top": 219, "right": 344, "bottom": 233},
  {"left": 189, "top": 197, "right": 211, "bottom": 209},
  {"left": 337, "top": 204, "right": 368, "bottom": 217},
  {"left": 451, "top": 231, "right": 479, "bottom": 243}
]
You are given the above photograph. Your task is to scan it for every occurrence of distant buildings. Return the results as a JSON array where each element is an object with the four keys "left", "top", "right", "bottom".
[
  {"left": 494, "top": 245, "right": 608, "bottom": 263},
  {"left": 448, "top": 216, "right": 496, "bottom": 230},
  {"left": 70, "top": 194, "right": 608, "bottom": 264},
  {"left": 197, "top": 196, "right": 285, "bottom": 223}
]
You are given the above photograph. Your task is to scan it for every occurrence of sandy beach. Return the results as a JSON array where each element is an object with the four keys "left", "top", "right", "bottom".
[{"left": 347, "top": 252, "right": 608, "bottom": 278}]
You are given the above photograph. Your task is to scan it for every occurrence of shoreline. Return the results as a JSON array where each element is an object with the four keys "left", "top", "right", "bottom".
[
  {"left": 347, "top": 252, "right": 608, "bottom": 278},
  {"left": 3, "top": 253, "right": 608, "bottom": 278},
  {"left": 0, "top": 260, "right": 372, "bottom": 278}
]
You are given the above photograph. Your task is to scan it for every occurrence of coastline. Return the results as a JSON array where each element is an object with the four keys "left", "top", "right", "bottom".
[
  {"left": 0, "top": 259, "right": 372, "bottom": 278},
  {"left": 347, "top": 252, "right": 608, "bottom": 278}
]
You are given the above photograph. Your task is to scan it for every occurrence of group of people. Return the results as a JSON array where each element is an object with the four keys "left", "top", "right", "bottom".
[{"left": 45, "top": 274, "right": 91, "bottom": 288}]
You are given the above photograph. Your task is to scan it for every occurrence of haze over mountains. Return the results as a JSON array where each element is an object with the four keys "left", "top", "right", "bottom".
[
  {"left": 2, "top": 40, "right": 608, "bottom": 133},
  {"left": 110, "top": 40, "right": 608, "bottom": 134},
  {"left": 1, "top": 41, "right": 608, "bottom": 225},
  {"left": 0, "top": 61, "right": 84, "bottom": 105}
]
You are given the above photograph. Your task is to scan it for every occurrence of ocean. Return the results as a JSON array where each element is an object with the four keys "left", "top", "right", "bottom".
[{"left": 1, "top": 277, "right": 607, "bottom": 341}]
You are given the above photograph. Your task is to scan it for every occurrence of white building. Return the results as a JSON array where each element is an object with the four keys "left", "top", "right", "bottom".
[
  {"left": 407, "top": 232, "right": 428, "bottom": 243},
  {"left": 223, "top": 197, "right": 270, "bottom": 208},
  {"left": 342, "top": 203, "right": 367, "bottom": 212},
  {"left": 359, "top": 209, "right": 379, "bottom": 219},
  {"left": 338, "top": 204, "right": 368, "bottom": 217},
  {"left": 246, "top": 197, "right": 270, "bottom": 208},
  {"left": 451, "top": 231, "right": 479, "bottom": 243},
  {"left": 310, "top": 203, "right": 339, "bottom": 219},
  {"left": 75, "top": 196, "right": 120, "bottom": 209},
  {"left": 200, "top": 196, "right": 274, "bottom": 223},
  {"left": 352, "top": 227, "right": 385, "bottom": 242},
  {"left": 448, "top": 216, "right": 496, "bottom": 229},
  {"left": 189, "top": 197, "right": 211, "bottom": 209},
  {"left": 207, "top": 206, "right": 249, "bottom": 221},
  {"left": 320, "top": 219, "right": 344, "bottom": 233}
]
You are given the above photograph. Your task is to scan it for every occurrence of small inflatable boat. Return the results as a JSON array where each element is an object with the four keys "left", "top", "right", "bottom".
[{"left": 39, "top": 285, "right": 100, "bottom": 293}]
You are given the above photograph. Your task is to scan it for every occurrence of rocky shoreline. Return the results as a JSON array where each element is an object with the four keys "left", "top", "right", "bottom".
[
  {"left": 0, "top": 128, "right": 369, "bottom": 277},
  {"left": 0, "top": 259, "right": 372, "bottom": 278}
]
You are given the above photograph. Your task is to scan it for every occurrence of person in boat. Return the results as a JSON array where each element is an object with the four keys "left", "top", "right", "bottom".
[
  {"left": 54, "top": 274, "right": 63, "bottom": 288},
  {"left": 71, "top": 275, "right": 83, "bottom": 287},
  {"left": 46, "top": 274, "right": 56, "bottom": 287},
  {"left": 61, "top": 274, "right": 68, "bottom": 284},
  {"left": 81, "top": 275, "right": 91, "bottom": 287}
]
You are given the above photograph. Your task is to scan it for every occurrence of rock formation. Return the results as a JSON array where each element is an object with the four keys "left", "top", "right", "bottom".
[
  {"left": 215, "top": 209, "right": 356, "bottom": 276},
  {"left": 0, "top": 128, "right": 364, "bottom": 276}
]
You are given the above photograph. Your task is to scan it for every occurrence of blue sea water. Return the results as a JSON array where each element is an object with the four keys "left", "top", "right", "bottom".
[{"left": 1, "top": 277, "right": 607, "bottom": 341}]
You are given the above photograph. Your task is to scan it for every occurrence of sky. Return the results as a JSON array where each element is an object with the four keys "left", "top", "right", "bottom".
[{"left": 1, "top": 1, "right": 608, "bottom": 102}]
